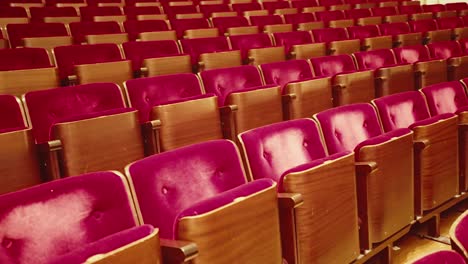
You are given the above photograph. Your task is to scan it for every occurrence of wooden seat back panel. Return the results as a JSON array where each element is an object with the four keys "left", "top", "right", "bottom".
[
  {"left": 199, "top": 50, "right": 242, "bottom": 71},
  {"left": 85, "top": 33, "right": 129, "bottom": 45},
  {"left": 411, "top": 12, "right": 433, "bottom": 21},
  {"left": 291, "top": 43, "right": 326, "bottom": 60},
  {"left": 426, "top": 29, "right": 452, "bottom": 44},
  {"left": 75, "top": 60, "right": 133, "bottom": 87},
  {"left": 226, "top": 26, "right": 259, "bottom": 36},
  {"left": 394, "top": 32, "right": 422, "bottom": 47},
  {"left": 44, "top": 17, "right": 80, "bottom": 23},
  {"left": 375, "top": 64, "right": 415, "bottom": 97},
  {"left": 384, "top": 14, "right": 408, "bottom": 23},
  {"left": 329, "top": 39, "right": 361, "bottom": 55},
  {"left": 248, "top": 46, "right": 286, "bottom": 66},
  {"left": 454, "top": 28, "right": 468, "bottom": 41},
  {"left": 448, "top": 56, "right": 468, "bottom": 81},
  {"left": 139, "top": 31, "right": 177, "bottom": 41},
  {"left": 333, "top": 70, "right": 375, "bottom": 106},
  {"left": 184, "top": 28, "right": 219, "bottom": 39},
  {"left": 363, "top": 36, "right": 393, "bottom": 51},
  {"left": 297, "top": 21, "right": 324, "bottom": 31},
  {"left": 329, "top": 19, "right": 354, "bottom": 29},
  {"left": 263, "top": 24, "right": 293, "bottom": 34},
  {"left": 143, "top": 55, "right": 192, "bottom": 77},
  {"left": 0, "top": 68, "right": 59, "bottom": 96},
  {"left": 357, "top": 17, "right": 382, "bottom": 26},
  {"left": 414, "top": 60, "right": 447, "bottom": 89}
]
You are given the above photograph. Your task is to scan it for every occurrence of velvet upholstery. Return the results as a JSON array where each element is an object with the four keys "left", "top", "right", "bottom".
[
  {"left": 122, "top": 40, "right": 180, "bottom": 72},
  {"left": 393, "top": 45, "right": 431, "bottom": 63},
  {"left": 24, "top": 83, "right": 125, "bottom": 143},
  {"left": 372, "top": 91, "right": 436, "bottom": 132},
  {"left": 315, "top": 103, "right": 385, "bottom": 154},
  {"left": 312, "top": 27, "right": 349, "bottom": 43},
  {"left": 126, "top": 139, "right": 249, "bottom": 239},
  {"left": 345, "top": 8, "right": 373, "bottom": 19},
  {"left": 249, "top": 15, "right": 284, "bottom": 30},
  {"left": 0, "top": 48, "right": 51, "bottom": 71},
  {"left": 54, "top": 43, "right": 123, "bottom": 80},
  {"left": 229, "top": 33, "right": 274, "bottom": 61},
  {"left": 165, "top": 5, "right": 198, "bottom": 19},
  {"left": 272, "top": 31, "right": 313, "bottom": 53},
  {"left": 199, "top": 65, "right": 265, "bottom": 105},
  {"left": 262, "top": 1, "right": 290, "bottom": 13},
  {"left": 0, "top": 7, "right": 28, "bottom": 17},
  {"left": 260, "top": 59, "right": 314, "bottom": 92},
  {"left": 48, "top": 225, "right": 155, "bottom": 264},
  {"left": 427, "top": 41, "right": 463, "bottom": 59},
  {"left": 437, "top": 17, "right": 464, "bottom": 30},
  {"left": 410, "top": 19, "right": 438, "bottom": 34},
  {"left": 211, "top": 16, "right": 250, "bottom": 34},
  {"left": 30, "top": 7, "right": 77, "bottom": 22},
  {"left": 86, "top": 0, "right": 121, "bottom": 6},
  {"left": 125, "top": 73, "right": 204, "bottom": 122},
  {"left": 231, "top": 2, "right": 262, "bottom": 14},
  {"left": 170, "top": 18, "right": 211, "bottom": 39},
  {"left": 379, "top": 22, "right": 412, "bottom": 36},
  {"left": 0, "top": 95, "right": 26, "bottom": 131},
  {"left": 290, "top": 0, "right": 318, "bottom": 9},
  {"left": 79, "top": 6, "right": 123, "bottom": 21},
  {"left": 353, "top": 48, "right": 399, "bottom": 70},
  {"left": 310, "top": 54, "right": 358, "bottom": 77},
  {"left": 123, "top": 20, "right": 169, "bottom": 41},
  {"left": 180, "top": 36, "right": 231, "bottom": 65},
  {"left": 452, "top": 211, "right": 468, "bottom": 259},
  {"left": 446, "top": 2, "right": 468, "bottom": 11},
  {"left": 315, "top": 10, "right": 346, "bottom": 23},
  {"left": 123, "top": 6, "right": 161, "bottom": 20},
  {"left": 411, "top": 250, "right": 466, "bottom": 264},
  {"left": 69, "top": 21, "right": 122, "bottom": 44},
  {"left": 7, "top": 23, "right": 69, "bottom": 48},
  {"left": 371, "top": 6, "right": 398, "bottom": 16},
  {"left": 421, "top": 81, "right": 468, "bottom": 116},
  {"left": 423, "top": 4, "right": 446, "bottom": 13},
  {"left": 283, "top": 13, "right": 315, "bottom": 26},
  {"left": 347, "top": 25, "right": 381, "bottom": 39},
  {"left": 199, "top": 4, "right": 231, "bottom": 17},
  {"left": 0, "top": 171, "right": 137, "bottom": 264},
  {"left": 399, "top": 5, "right": 423, "bottom": 15},
  {"left": 319, "top": 0, "right": 342, "bottom": 6}
]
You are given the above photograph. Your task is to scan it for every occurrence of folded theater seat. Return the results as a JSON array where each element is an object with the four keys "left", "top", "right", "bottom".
[
  {"left": 238, "top": 119, "right": 359, "bottom": 264},
  {"left": 272, "top": 31, "right": 326, "bottom": 60},
  {"left": 427, "top": 41, "right": 468, "bottom": 81},
  {"left": 70, "top": 21, "right": 127, "bottom": 44},
  {"left": 229, "top": 33, "right": 286, "bottom": 65},
  {"left": 347, "top": 25, "right": 393, "bottom": 51},
  {"left": 378, "top": 22, "right": 422, "bottom": 47},
  {"left": 312, "top": 27, "right": 360, "bottom": 55}
]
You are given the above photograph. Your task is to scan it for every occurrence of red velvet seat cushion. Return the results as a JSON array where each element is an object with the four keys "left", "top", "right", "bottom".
[
  {"left": 312, "top": 27, "right": 349, "bottom": 43},
  {"left": 411, "top": 250, "right": 465, "bottom": 264},
  {"left": 421, "top": 81, "right": 468, "bottom": 116},
  {"left": 353, "top": 48, "right": 399, "bottom": 70},
  {"left": 0, "top": 95, "right": 26, "bottom": 131},
  {"left": 427, "top": 41, "right": 464, "bottom": 60},
  {"left": 7, "top": 22, "right": 69, "bottom": 48},
  {"left": 0, "top": 7, "right": 28, "bottom": 17},
  {"left": 310, "top": 54, "right": 357, "bottom": 77},
  {"left": 272, "top": 31, "right": 313, "bottom": 54},
  {"left": 212, "top": 16, "right": 250, "bottom": 34},
  {"left": 170, "top": 18, "right": 210, "bottom": 39},
  {"left": 123, "top": 6, "right": 161, "bottom": 20},
  {"left": 79, "top": 6, "right": 123, "bottom": 21},
  {"left": 393, "top": 45, "right": 431, "bottom": 64},
  {"left": 0, "top": 48, "right": 51, "bottom": 71}
]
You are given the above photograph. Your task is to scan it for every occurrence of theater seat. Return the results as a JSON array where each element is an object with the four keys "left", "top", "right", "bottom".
[
  {"left": 171, "top": 18, "right": 218, "bottom": 39},
  {"left": 353, "top": 48, "right": 415, "bottom": 96},
  {"left": 69, "top": 21, "right": 128, "bottom": 44},
  {"left": 30, "top": 6, "right": 79, "bottom": 23},
  {"left": 0, "top": 171, "right": 164, "bottom": 263},
  {"left": 211, "top": 16, "right": 258, "bottom": 36},
  {"left": 312, "top": 27, "right": 360, "bottom": 55},
  {"left": 409, "top": 19, "right": 451, "bottom": 44},
  {"left": 311, "top": 54, "right": 375, "bottom": 105},
  {"left": 371, "top": 6, "right": 407, "bottom": 23},
  {"left": 125, "top": 74, "right": 223, "bottom": 152},
  {"left": 0, "top": 47, "right": 58, "bottom": 96},
  {"left": 436, "top": 17, "right": 467, "bottom": 41},
  {"left": 315, "top": 103, "right": 414, "bottom": 249},
  {"left": 347, "top": 25, "right": 393, "bottom": 51},
  {"left": 421, "top": 81, "right": 468, "bottom": 192},
  {"left": 379, "top": 22, "right": 422, "bottom": 47},
  {"left": 24, "top": 83, "right": 145, "bottom": 178},
  {"left": 373, "top": 91, "right": 459, "bottom": 215},
  {"left": 123, "top": 19, "right": 174, "bottom": 41},
  {"left": 0, "top": 94, "right": 41, "bottom": 194},
  {"left": 249, "top": 14, "right": 292, "bottom": 33},
  {"left": 229, "top": 33, "right": 285, "bottom": 65},
  {"left": 200, "top": 65, "right": 282, "bottom": 135},
  {"left": 238, "top": 118, "right": 359, "bottom": 264},
  {"left": 427, "top": 41, "right": 468, "bottom": 81},
  {"left": 259, "top": 59, "right": 332, "bottom": 119},
  {"left": 410, "top": 250, "right": 465, "bottom": 264},
  {"left": 54, "top": 43, "right": 132, "bottom": 86},
  {"left": 79, "top": 6, "right": 125, "bottom": 22},
  {"left": 283, "top": 13, "right": 323, "bottom": 31},
  {"left": 393, "top": 44, "right": 447, "bottom": 89},
  {"left": 272, "top": 31, "right": 326, "bottom": 59},
  {"left": 125, "top": 140, "right": 283, "bottom": 263}
]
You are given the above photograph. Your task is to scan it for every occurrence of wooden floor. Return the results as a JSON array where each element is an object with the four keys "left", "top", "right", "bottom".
[{"left": 391, "top": 200, "right": 468, "bottom": 263}]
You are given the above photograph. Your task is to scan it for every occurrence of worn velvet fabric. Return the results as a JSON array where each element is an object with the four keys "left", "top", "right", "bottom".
[
  {"left": 229, "top": 33, "right": 274, "bottom": 61},
  {"left": 312, "top": 27, "right": 349, "bottom": 43},
  {"left": 0, "top": 47, "right": 51, "bottom": 71},
  {"left": 437, "top": 17, "right": 464, "bottom": 30},
  {"left": 126, "top": 140, "right": 248, "bottom": 239},
  {"left": 446, "top": 2, "right": 468, "bottom": 10},
  {"left": 54, "top": 43, "right": 123, "bottom": 80},
  {"left": 347, "top": 25, "right": 381, "bottom": 39},
  {"left": 48, "top": 225, "right": 155, "bottom": 264},
  {"left": 69, "top": 21, "right": 122, "bottom": 44},
  {"left": 345, "top": 9, "right": 373, "bottom": 20},
  {"left": 411, "top": 250, "right": 466, "bottom": 264},
  {"left": 180, "top": 36, "right": 231, "bottom": 65},
  {"left": 427, "top": 41, "right": 463, "bottom": 59},
  {"left": 310, "top": 54, "right": 358, "bottom": 77},
  {"left": 24, "top": 83, "right": 125, "bottom": 143},
  {"left": 30, "top": 7, "right": 77, "bottom": 22},
  {"left": 353, "top": 48, "right": 400, "bottom": 70},
  {"left": 123, "top": 20, "right": 169, "bottom": 41},
  {"left": 7, "top": 22, "right": 68, "bottom": 48},
  {"left": 122, "top": 40, "right": 180, "bottom": 72},
  {"left": 379, "top": 22, "right": 412, "bottom": 36},
  {"left": 211, "top": 16, "right": 250, "bottom": 35},
  {"left": 423, "top": 4, "right": 445, "bottom": 12},
  {"left": 410, "top": 19, "right": 438, "bottom": 34},
  {"left": 0, "top": 171, "right": 137, "bottom": 264},
  {"left": 394, "top": 45, "right": 432, "bottom": 63},
  {"left": 170, "top": 18, "right": 210, "bottom": 39},
  {"left": 272, "top": 31, "right": 313, "bottom": 54},
  {"left": 0, "top": 95, "right": 26, "bottom": 131},
  {"left": 421, "top": 81, "right": 468, "bottom": 116},
  {"left": 125, "top": 73, "right": 205, "bottom": 122},
  {"left": 79, "top": 6, "right": 122, "bottom": 21},
  {"left": 260, "top": 59, "right": 314, "bottom": 92}
]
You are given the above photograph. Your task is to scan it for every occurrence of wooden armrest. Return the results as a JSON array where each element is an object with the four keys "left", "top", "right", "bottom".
[
  {"left": 160, "top": 238, "right": 198, "bottom": 263},
  {"left": 355, "top": 161, "right": 377, "bottom": 175},
  {"left": 48, "top": 139, "right": 62, "bottom": 151},
  {"left": 414, "top": 139, "right": 429, "bottom": 151},
  {"left": 332, "top": 84, "right": 345, "bottom": 91},
  {"left": 281, "top": 93, "right": 296, "bottom": 103},
  {"left": 277, "top": 193, "right": 303, "bottom": 209},
  {"left": 219, "top": 104, "right": 238, "bottom": 115}
]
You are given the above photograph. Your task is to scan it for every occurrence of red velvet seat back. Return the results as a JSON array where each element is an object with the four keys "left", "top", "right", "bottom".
[
  {"left": 0, "top": 171, "right": 138, "bottom": 264},
  {"left": 353, "top": 48, "right": 397, "bottom": 70},
  {"left": 231, "top": 2, "right": 262, "bottom": 14},
  {"left": 315, "top": 103, "right": 384, "bottom": 154},
  {"left": 0, "top": 47, "right": 51, "bottom": 71},
  {"left": 420, "top": 81, "right": 468, "bottom": 116},
  {"left": 199, "top": 4, "right": 231, "bottom": 17},
  {"left": 371, "top": 6, "right": 398, "bottom": 16},
  {"left": 250, "top": 15, "right": 284, "bottom": 29},
  {"left": 437, "top": 17, "right": 464, "bottom": 30},
  {"left": 123, "top": 6, "right": 162, "bottom": 20},
  {"left": 283, "top": 13, "right": 315, "bottom": 26},
  {"left": 87, "top": 0, "right": 121, "bottom": 6},
  {"left": 378, "top": 22, "right": 412, "bottom": 36},
  {"left": 412, "top": 250, "right": 466, "bottom": 264},
  {"left": 347, "top": 25, "right": 381, "bottom": 39},
  {"left": 319, "top": 0, "right": 343, "bottom": 6},
  {"left": 212, "top": 16, "right": 250, "bottom": 34},
  {"left": 410, "top": 19, "right": 438, "bottom": 33},
  {"left": 291, "top": 0, "right": 318, "bottom": 9},
  {"left": 24, "top": 83, "right": 125, "bottom": 143},
  {"left": 229, "top": 33, "right": 273, "bottom": 61},
  {"left": 262, "top": 1, "right": 290, "bottom": 13},
  {"left": 427, "top": 41, "right": 463, "bottom": 59},
  {"left": 393, "top": 45, "right": 431, "bottom": 63},
  {"left": 180, "top": 36, "right": 231, "bottom": 65},
  {"left": 446, "top": 2, "right": 468, "bottom": 11},
  {"left": 7, "top": 23, "right": 69, "bottom": 48},
  {"left": 165, "top": 5, "right": 198, "bottom": 19},
  {"left": 460, "top": 39, "right": 468, "bottom": 55},
  {"left": 345, "top": 8, "right": 373, "bottom": 19},
  {"left": 70, "top": 21, "right": 122, "bottom": 44},
  {"left": 272, "top": 31, "right": 313, "bottom": 53},
  {"left": 54, "top": 43, "right": 123, "bottom": 80},
  {"left": 0, "top": 95, "right": 26, "bottom": 132},
  {"left": 310, "top": 54, "right": 357, "bottom": 77},
  {"left": 126, "top": 139, "right": 248, "bottom": 239},
  {"left": 30, "top": 7, "right": 77, "bottom": 22},
  {"left": 260, "top": 59, "right": 313, "bottom": 91},
  {"left": 124, "top": 0, "right": 158, "bottom": 5},
  {"left": 373, "top": 91, "right": 431, "bottom": 131},
  {"left": 315, "top": 10, "right": 345, "bottom": 23},
  {"left": 0, "top": 7, "right": 28, "bottom": 17},
  {"left": 422, "top": 4, "right": 445, "bottom": 13},
  {"left": 239, "top": 118, "right": 328, "bottom": 182},
  {"left": 123, "top": 20, "right": 169, "bottom": 41},
  {"left": 200, "top": 65, "right": 264, "bottom": 105},
  {"left": 79, "top": 6, "right": 123, "bottom": 21},
  {"left": 398, "top": 5, "right": 423, "bottom": 15},
  {"left": 122, "top": 40, "right": 180, "bottom": 71},
  {"left": 45, "top": 0, "right": 84, "bottom": 6},
  {"left": 312, "top": 27, "right": 348, "bottom": 43},
  {"left": 170, "top": 18, "right": 210, "bottom": 38},
  {"left": 125, "top": 73, "right": 204, "bottom": 122}
]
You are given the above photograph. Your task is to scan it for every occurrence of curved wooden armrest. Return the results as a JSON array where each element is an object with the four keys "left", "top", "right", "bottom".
[
  {"left": 282, "top": 93, "right": 296, "bottom": 103},
  {"left": 219, "top": 104, "right": 238, "bottom": 114},
  {"left": 278, "top": 193, "right": 303, "bottom": 209},
  {"left": 332, "top": 84, "right": 345, "bottom": 91},
  {"left": 355, "top": 161, "right": 377, "bottom": 176},
  {"left": 414, "top": 139, "right": 429, "bottom": 151},
  {"left": 160, "top": 239, "right": 198, "bottom": 263}
]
